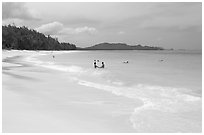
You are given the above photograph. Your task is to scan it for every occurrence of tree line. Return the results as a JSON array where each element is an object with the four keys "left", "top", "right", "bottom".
[{"left": 2, "top": 25, "right": 76, "bottom": 50}]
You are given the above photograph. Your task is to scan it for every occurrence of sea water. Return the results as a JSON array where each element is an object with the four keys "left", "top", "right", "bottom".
[{"left": 29, "top": 50, "right": 202, "bottom": 132}]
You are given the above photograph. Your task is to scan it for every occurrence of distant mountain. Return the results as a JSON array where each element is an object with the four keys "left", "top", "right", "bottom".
[{"left": 80, "top": 42, "right": 164, "bottom": 50}]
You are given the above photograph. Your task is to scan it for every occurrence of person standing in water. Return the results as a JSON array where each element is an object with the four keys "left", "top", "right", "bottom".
[
  {"left": 94, "top": 60, "right": 97, "bottom": 68},
  {"left": 101, "top": 62, "right": 105, "bottom": 68}
]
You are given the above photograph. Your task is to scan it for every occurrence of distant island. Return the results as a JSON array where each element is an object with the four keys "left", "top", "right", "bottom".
[
  {"left": 2, "top": 25, "right": 164, "bottom": 51},
  {"left": 78, "top": 42, "right": 164, "bottom": 50}
]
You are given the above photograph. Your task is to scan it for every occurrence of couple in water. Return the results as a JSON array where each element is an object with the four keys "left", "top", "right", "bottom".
[{"left": 94, "top": 60, "right": 105, "bottom": 68}]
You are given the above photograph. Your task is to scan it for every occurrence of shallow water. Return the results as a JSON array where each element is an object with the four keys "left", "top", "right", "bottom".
[{"left": 29, "top": 50, "right": 202, "bottom": 132}]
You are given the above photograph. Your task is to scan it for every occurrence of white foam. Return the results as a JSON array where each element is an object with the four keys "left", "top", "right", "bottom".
[
  {"left": 77, "top": 79, "right": 201, "bottom": 114},
  {"left": 78, "top": 80, "right": 122, "bottom": 96},
  {"left": 23, "top": 53, "right": 86, "bottom": 74}
]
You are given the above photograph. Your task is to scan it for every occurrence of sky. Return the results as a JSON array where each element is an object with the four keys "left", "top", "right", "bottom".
[{"left": 2, "top": 2, "right": 202, "bottom": 49}]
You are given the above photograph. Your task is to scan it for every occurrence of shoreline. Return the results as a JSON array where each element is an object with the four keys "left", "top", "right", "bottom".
[
  {"left": 2, "top": 50, "right": 201, "bottom": 133},
  {"left": 2, "top": 50, "right": 140, "bottom": 133}
]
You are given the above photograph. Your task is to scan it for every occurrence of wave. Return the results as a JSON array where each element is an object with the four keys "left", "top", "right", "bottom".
[
  {"left": 77, "top": 79, "right": 201, "bottom": 132},
  {"left": 24, "top": 53, "right": 87, "bottom": 74},
  {"left": 78, "top": 80, "right": 201, "bottom": 102},
  {"left": 77, "top": 80, "right": 201, "bottom": 113}
]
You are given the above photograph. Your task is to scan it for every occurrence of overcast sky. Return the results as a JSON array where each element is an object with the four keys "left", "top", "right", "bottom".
[{"left": 2, "top": 2, "right": 202, "bottom": 49}]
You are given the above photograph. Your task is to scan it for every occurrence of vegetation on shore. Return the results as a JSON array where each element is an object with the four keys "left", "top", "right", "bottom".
[{"left": 2, "top": 25, "right": 76, "bottom": 50}]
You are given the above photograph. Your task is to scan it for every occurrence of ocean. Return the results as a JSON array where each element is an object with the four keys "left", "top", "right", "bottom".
[{"left": 27, "top": 50, "right": 202, "bottom": 132}]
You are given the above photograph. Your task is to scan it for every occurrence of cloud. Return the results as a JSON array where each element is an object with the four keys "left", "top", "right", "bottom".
[
  {"left": 36, "top": 22, "right": 64, "bottom": 35},
  {"left": 36, "top": 22, "right": 97, "bottom": 35},
  {"left": 62, "top": 17, "right": 100, "bottom": 26},
  {"left": 59, "top": 26, "right": 97, "bottom": 35},
  {"left": 2, "top": 2, "right": 40, "bottom": 20},
  {"left": 75, "top": 26, "right": 97, "bottom": 34}
]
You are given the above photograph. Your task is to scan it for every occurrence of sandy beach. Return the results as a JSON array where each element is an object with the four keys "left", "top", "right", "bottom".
[
  {"left": 2, "top": 50, "right": 140, "bottom": 133},
  {"left": 2, "top": 50, "right": 201, "bottom": 133}
]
